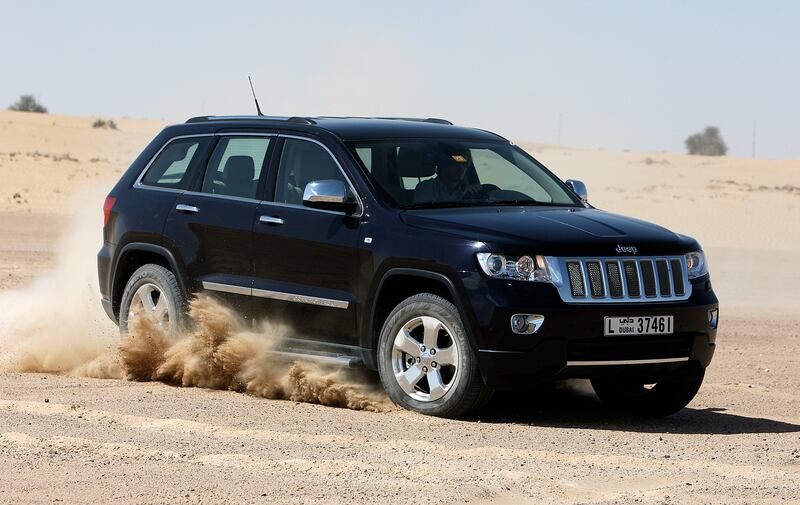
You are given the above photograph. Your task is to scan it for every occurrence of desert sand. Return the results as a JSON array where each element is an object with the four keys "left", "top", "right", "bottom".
[{"left": 0, "top": 109, "right": 798, "bottom": 504}]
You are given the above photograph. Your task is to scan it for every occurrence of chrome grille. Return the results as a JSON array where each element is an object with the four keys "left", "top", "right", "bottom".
[{"left": 553, "top": 256, "right": 691, "bottom": 304}]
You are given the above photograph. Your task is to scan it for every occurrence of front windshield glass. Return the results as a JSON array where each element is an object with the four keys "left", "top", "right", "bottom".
[{"left": 348, "top": 139, "right": 580, "bottom": 209}]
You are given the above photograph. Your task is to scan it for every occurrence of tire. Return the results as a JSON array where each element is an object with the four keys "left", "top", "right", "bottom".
[
  {"left": 118, "top": 264, "right": 187, "bottom": 335},
  {"left": 376, "top": 293, "right": 493, "bottom": 418},
  {"left": 590, "top": 367, "right": 705, "bottom": 417}
]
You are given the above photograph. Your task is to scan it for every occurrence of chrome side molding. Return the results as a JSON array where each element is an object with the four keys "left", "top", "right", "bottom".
[
  {"left": 566, "top": 357, "right": 689, "bottom": 366},
  {"left": 202, "top": 281, "right": 349, "bottom": 309},
  {"left": 252, "top": 287, "right": 349, "bottom": 309},
  {"left": 201, "top": 281, "right": 251, "bottom": 296}
]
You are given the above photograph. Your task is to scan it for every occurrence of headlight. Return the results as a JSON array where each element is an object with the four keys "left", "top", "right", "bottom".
[
  {"left": 685, "top": 251, "right": 708, "bottom": 279},
  {"left": 476, "top": 253, "right": 558, "bottom": 283}
]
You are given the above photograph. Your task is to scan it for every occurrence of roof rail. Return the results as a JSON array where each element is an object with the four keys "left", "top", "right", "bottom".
[
  {"left": 185, "top": 115, "right": 316, "bottom": 125},
  {"left": 373, "top": 117, "right": 453, "bottom": 125}
]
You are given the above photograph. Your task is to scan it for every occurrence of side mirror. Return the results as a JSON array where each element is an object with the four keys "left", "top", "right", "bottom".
[
  {"left": 303, "top": 179, "right": 359, "bottom": 214},
  {"left": 566, "top": 179, "right": 588, "bottom": 202}
]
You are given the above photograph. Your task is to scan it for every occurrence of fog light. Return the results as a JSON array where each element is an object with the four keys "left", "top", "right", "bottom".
[
  {"left": 510, "top": 314, "right": 545, "bottom": 334},
  {"left": 708, "top": 308, "right": 719, "bottom": 329}
]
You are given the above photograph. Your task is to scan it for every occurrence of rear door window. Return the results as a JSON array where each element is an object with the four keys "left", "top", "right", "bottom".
[
  {"left": 140, "top": 137, "right": 211, "bottom": 189},
  {"left": 201, "top": 137, "right": 273, "bottom": 200}
]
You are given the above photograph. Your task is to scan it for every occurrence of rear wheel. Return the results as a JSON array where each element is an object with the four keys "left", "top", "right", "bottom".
[
  {"left": 377, "top": 293, "right": 493, "bottom": 418},
  {"left": 119, "top": 264, "right": 186, "bottom": 335},
  {"left": 591, "top": 367, "right": 705, "bottom": 417}
]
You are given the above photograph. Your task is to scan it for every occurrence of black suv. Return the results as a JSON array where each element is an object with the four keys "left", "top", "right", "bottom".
[{"left": 98, "top": 115, "right": 719, "bottom": 418}]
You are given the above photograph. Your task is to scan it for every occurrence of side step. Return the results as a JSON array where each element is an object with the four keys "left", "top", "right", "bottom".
[{"left": 267, "top": 349, "right": 363, "bottom": 368}]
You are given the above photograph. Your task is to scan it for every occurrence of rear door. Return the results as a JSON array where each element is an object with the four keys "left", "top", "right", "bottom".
[
  {"left": 162, "top": 134, "right": 276, "bottom": 315},
  {"left": 251, "top": 135, "right": 364, "bottom": 347},
  {"left": 128, "top": 135, "right": 215, "bottom": 246}
]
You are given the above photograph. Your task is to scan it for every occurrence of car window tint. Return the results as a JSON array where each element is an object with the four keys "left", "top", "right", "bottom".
[
  {"left": 471, "top": 148, "right": 552, "bottom": 202},
  {"left": 201, "top": 137, "right": 271, "bottom": 199},
  {"left": 141, "top": 137, "right": 210, "bottom": 189},
  {"left": 355, "top": 147, "right": 372, "bottom": 172},
  {"left": 274, "top": 139, "right": 347, "bottom": 205}
]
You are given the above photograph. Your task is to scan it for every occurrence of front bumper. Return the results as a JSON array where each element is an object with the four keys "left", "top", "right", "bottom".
[{"left": 461, "top": 272, "right": 719, "bottom": 388}]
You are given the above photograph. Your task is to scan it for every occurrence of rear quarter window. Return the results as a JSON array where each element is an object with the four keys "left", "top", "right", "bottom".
[{"left": 140, "top": 137, "right": 212, "bottom": 190}]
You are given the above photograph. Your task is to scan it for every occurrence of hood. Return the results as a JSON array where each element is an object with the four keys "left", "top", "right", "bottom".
[{"left": 400, "top": 206, "right": 698, "bottom": 256}]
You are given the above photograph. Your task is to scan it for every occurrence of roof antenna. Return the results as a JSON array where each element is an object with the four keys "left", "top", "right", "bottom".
[{"left": 248, "top": 76, "right": 263, "bottom": 116}]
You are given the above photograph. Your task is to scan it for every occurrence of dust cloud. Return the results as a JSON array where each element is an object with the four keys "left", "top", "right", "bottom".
[
  {"left": 0, "top": 187, "right": 392, "bottom": 413},
  {"left": 122, "top": 295, "right": 393, "bottom": 412},
  {"left": 0, "top": 184, "right": 120, "bottom": 374}
]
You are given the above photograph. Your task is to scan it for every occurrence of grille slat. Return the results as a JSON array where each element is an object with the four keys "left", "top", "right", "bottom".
[
  {"left": 640, "top": 260, "right": 657, "bottom": 298},
  {"left": 605, "top": 261, "right": 624, "bottom": 298},
  {"left": 623, "top": 260, "right": 641, "bottom": 298},
  {"left": 586, "top": 261, "right": 605, "bottom": 298},
  {"left": 656, "top": 260, "right": 672, "bottom": 297},
  {"left": 566, "top": 262, "right": 585, "bottom": 297},
  {"left": 670, "top": 259, "right": 685, "bottom": 296},
  {"left": 561, "top": 256, "right": 689, "bottom": 303}
]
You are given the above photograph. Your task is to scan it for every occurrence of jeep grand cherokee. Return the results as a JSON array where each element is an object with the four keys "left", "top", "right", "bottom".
[{"left": 98, "top": 115, "right": 719, "bottom": 418}]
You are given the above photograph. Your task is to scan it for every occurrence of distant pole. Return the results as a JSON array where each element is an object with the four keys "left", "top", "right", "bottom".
[
  {"left": 751, "top": 120, "right": 757, "bottom": 159},
  {"left": 557, "top": 113, "right": 563, "bottom": 145}
]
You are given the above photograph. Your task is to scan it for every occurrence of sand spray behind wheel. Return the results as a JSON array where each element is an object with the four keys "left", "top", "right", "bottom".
[
  {"left": 122, "top": 295, "right": 392, "bottom": 412},
  {"left": 0, "top": 185, "right": 392, "bottom": 412}
]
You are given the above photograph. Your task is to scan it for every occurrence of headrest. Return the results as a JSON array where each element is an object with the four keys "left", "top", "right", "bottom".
[
  {"left": 396, "top": 147, "right": 436, "bottom": 178},
  {"left": 223, "top": 156, "right": 255, "bottom": 183}
]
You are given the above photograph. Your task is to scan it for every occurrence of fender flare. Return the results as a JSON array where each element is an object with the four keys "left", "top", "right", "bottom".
[
  {"left": 110, "top": 242, "right": 187, "bottom": 316},
  {"left": 365, "top": 267, "right": 476, "bottom": 352}
]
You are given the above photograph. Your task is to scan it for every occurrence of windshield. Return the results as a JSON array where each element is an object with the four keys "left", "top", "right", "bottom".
[{"left": 348, "top": 139, "right": 580, "bottom": 209}]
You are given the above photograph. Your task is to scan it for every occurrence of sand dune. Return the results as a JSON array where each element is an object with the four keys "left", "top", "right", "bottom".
[{"left": 1, "top": 111, "right": 798, "bottom": 504}]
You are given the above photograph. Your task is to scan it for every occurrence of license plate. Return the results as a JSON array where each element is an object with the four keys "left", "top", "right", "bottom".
[{"left": 604, "top": 316, "right": 673, "bottom": 336}]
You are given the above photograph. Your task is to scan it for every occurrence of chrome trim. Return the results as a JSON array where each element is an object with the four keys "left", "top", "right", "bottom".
[
  {"left": 133, "top": 132, "right": 365, "bottom": 219},
  {"left": 566, "top": 179, "right": 588, "bottom": 202},
  {"left": 278, "top": 134, "right": 364, "bottom": 218},
  {"left": 202, "top": 281, "right": 252, "bottom": 296},
  {"left": 252, "top": 287, "right": 349, "bottom": 309},
  {"left": 175, "top": 204, "right": 199, "bottom": 214},
  {"left": 257, "top": 200, "right": 350, "bottom": 216},
  {"left": 133, "top": 132, "right": 277, "bottom": 193},
  {"left": 510, "top": 314, "right": 545, "bottom": 334},
  {"left": 566, "top": 357, "right": 689, "bottom": 366},
  {"left": 202, "top": 281, "right": 347, "bottom": 309},
  {"left": 133, "top": 133, "right": 216, "bottom": 191},
  {"left": 303, "top": 179, "right": 349, "bottom": 204},
  {"left": 552, "top": 255, "right": 691, "bottom": 304},
  {"left": 183, "top": 191, "right": 261, "bottom": 204},
  {"left": 259, "top": 215, "right": 285, "bottom": 225}
]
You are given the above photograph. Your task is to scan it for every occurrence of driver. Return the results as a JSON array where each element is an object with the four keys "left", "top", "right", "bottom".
[{"left": 413, "top": 152, "right": 481, "bottom": 203}]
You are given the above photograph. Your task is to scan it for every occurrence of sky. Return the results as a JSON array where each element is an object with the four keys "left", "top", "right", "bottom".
[{"left": 1, "top": 0, "right": 798, "bottom": 159}]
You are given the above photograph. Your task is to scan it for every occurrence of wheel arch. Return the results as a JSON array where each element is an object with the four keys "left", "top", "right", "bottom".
[
  {"left": 365, "top": 267, "right": 477, "bottom": 363},
  {"left": 110, "top": 242, "right": 187, "bottom": 320}
]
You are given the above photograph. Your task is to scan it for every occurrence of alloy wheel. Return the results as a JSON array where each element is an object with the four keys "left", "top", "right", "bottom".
[{"left": 391, "top": 316, "right": 460, "bottom": 402}]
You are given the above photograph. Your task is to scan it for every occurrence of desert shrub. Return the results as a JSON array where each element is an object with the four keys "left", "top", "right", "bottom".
[
  {"left": 685, "top": 126, "right": 727, "bottom": 156},
  {"left": 8, "top": 94, "right": 47, "bottom": 113},
  {"left": 92, "top": 118, "right": 118, "bottom": 130}
]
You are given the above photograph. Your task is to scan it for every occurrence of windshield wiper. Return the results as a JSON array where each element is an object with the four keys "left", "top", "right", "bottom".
[
  {"left": 402, "top": 201, "right": 495, "bottom": 210},
  {"left": 490, "top": 200, "right": 560, "bottom": 207}
]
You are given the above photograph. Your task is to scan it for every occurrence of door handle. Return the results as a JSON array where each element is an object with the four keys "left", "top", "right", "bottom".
[
  {"left": 259, "top": 215, "right": 285, "bottom": 225},
  {"left": 176, "top": 204, "right": 200, "bottom": 214}
]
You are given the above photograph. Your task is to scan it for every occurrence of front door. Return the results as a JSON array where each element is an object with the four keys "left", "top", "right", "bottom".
[{"left": 251, "top": 136, "right": 363, "bottom": 346}]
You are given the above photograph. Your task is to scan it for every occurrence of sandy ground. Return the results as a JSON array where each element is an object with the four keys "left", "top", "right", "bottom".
[{"left": 0, "top": 110, "right": 799, "bottom": 504}]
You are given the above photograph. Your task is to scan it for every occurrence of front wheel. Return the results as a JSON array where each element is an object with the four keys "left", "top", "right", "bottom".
[
  {"left": 591, "top": 367, "right": 705, "bottom": 417},
  {"left": 377, "top": 293, "right": 493, "bottom": 418}
]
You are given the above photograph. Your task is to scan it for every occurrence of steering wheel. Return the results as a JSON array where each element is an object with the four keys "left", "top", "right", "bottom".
[{"left": 464, "top": 183, "right": 500, "bottom": 200}]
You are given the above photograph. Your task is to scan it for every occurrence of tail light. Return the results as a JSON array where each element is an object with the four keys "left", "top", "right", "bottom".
[{"left": 103, "top": 196, "right": 117, "bottom": 226}]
